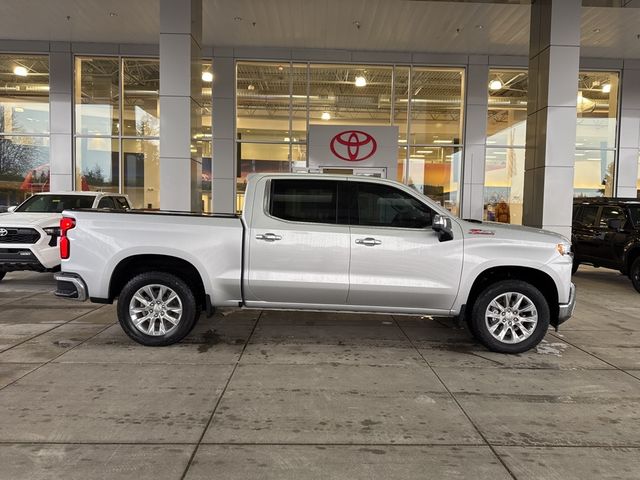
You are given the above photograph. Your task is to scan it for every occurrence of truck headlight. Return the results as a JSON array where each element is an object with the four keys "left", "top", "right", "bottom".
[{"left": 556, "top": 242, "right": 572, "bottom": 257}]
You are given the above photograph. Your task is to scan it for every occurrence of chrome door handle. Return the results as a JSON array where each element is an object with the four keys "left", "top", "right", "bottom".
[
  {"left": 256, "top": 233, "right": 282, "bottom": 242},
  {"left": 355, "top": 237, "right": 382, "bottom": 246}
]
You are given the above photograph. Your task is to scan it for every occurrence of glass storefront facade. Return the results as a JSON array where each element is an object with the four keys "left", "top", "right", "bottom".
[
  {"left": 236, "top": 61, "right": 465, "bottom": 214},
  {"left": 0, "top": 54, "right": 49, "bottom": 209},
  {"left": 74, "top": 57, "right": 212, "bottom": 210},
  {"left": 75, "top": 56, "right": 160, "bottom": 208},
  {"left": 484, "top": 68, "right": 621, "bottom": 223}
]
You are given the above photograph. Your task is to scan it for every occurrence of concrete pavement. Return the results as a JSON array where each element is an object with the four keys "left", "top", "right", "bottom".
[{"left": 0, "top": 267, "right": 639, "bottom": 479}]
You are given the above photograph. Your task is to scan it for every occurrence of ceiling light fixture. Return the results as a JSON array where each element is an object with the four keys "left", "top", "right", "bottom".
[
  {"left": 202, "top": 71, "right": 213, "bottom": 82},
  {"left": 488, "top": 79, "right": 502, "bottom": 91},
  {"left": 13, "top": 66, "right": 28, "bottom": 77},
  {"left": 247, "top": 84, "right": 255, "bottom": 90},
  {"left": 321, "top": 111, "right": 331, "bottom": 121},
  {"left": 354, "top": 75, "right": 367, "bottom": 87},
  {"left": 602, "top": 83, "right": 611, "bottom": 93},
  {"left": 109, "top": 11, "right": 118, "bottom": 17},
  {"left": 433, "top": 139, "right": 453, "bottom": 144}
]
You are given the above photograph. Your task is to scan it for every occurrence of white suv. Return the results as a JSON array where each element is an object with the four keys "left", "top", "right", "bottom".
[{"left": 0, "top": 192, "right": 131, "bottom": 281}]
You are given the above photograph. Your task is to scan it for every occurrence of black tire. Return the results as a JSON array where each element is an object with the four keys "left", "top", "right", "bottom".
[
  {"left": 571, "top": 257, "right": 580, "bottom": 275},
  {"left": 0, "top": 272, "right": 5, "bottom": 282},
  {"left": 469, "top": 280, "right": 550, "bottom": 354},
  {"left": 117, "top": 271, "right": 199, "bottom": 346},
  {"left": 630, "top": 258, "right": 640, "bottom": 294}
]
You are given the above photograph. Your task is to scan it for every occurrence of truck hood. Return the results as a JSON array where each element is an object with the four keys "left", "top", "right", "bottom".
[
  {"left": 0, "top": 212, "right": 61, "bottom": 228},
  {"left": 458, "top": 219, "right": 569, "bottom": 244}
]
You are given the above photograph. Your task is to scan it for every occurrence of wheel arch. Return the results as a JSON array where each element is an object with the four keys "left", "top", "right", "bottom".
[
  {"left": 465, "top": 266, "right": 560, "bottom": 327},
  {"left": 108, "top": 254, "right": 207, "bottom": 308}
]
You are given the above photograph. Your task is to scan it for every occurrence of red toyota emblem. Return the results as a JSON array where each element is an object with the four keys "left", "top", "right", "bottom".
[{"left": 329, "top": 130, "right": 377, "bottom": 162}]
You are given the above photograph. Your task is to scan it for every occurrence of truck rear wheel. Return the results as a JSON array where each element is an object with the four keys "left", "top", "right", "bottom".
[
  {"left": 117, "top": 271, "right": 198, "bottom": 346},
  {"left": 469, "top": 280, "right": 550, "bottom": 354}
]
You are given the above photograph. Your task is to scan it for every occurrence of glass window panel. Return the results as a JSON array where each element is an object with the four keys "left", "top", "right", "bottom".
[
  {"left": 75, "top": 137, "right": 119, "bottom": 192},
  {"left": 574, "top": 149, "right": 616, "bottom": 197},
  {"left": 308, "top": 64, "right": 392, "bottom": 127},
  {"left": 487, "top": 69, "right": 527, "bottom": 147},
  {"left": 598, "top": 206, "right": 627, "bottom": 229},
  {"left": 237, "top": 142, "right": 291, "bottom": 207},
  {"left": 483, "top": 147, "right": 526, "bottom": 224},
  {"left": 576, "top": 72, "right": 619, "bottom": 150},
  {"left": 123, "top": 139, "right": 159, "bottom": 209},
  {"left": 270, "top": 179, "right": 338, "bottom": 224},
  {"left": 291, "top": 63, "right": 307, "bottom": 140},
  {"left": 202, "top": 61, "right": 212, "bottom": 139},
  {"left": 575, "top": 205, "right": 599, "bottom": 227},
  {"left": 407, "top": 146, "right": 462, "bottom": 215},
  {"left": 393, "top": 67, "right": 410, "bottom": 142},
  {"left": 75, "top": 57, "right": 120, "bottom": 136},
  {"left": 0, "top": 54, "right": 49, "bottom": 135},
  {"left": 410, "top": 67, "right": 464, "bottom": 145},
  {"left": 0, "top": 136, "right": 49, "bottom": 207},
  {"left": 237, "top": 61, "right": 291, "bottom": 142},
  {"left": 122, "top": 58, "right": 159, "bottom": 137},
  {"left": 397, "top": 146, "right": 407, "bottom": 183}
]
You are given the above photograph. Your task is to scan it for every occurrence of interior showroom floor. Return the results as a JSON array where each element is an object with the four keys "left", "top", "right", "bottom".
[{"left": 0, "top": 267, "right": 639, "bottom": 479}]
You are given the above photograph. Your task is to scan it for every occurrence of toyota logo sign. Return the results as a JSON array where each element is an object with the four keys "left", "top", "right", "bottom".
[
  {"left": 0, "top": 228, "right": 7, "bottom": 237},
  {"left": 329, "top": 130, "right": 377, "bottom": 162}
]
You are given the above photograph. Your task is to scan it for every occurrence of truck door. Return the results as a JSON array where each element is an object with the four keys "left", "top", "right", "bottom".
[
  {"left": 245, "top": 178, "right": 351, "bottom": 305},
  {"left": 346, "top": 180, "right": 463, "bottom": 312},
  {"left": 572, "top": 205, "right": 601, "bottom": 263},
  {"left": 598, "top": 206, "right": 630, "bottom": 268}
]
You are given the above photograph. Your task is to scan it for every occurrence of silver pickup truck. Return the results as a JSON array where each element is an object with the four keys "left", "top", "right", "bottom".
[{"left": 54, "top": 173, "right": 576, "bottom": 353}]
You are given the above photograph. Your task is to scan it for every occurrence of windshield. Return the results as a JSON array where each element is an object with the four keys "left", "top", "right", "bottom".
[
  {"left": 15, "top": 195, "right": 95, "bottom": 213},
  {"left": 629, "top": 206, "right": 640, "bottom": 227}
]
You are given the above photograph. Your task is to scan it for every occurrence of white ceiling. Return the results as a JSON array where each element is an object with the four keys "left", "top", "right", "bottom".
[{"left": 1, "top": 0, "right": 640, "bottom": 58}]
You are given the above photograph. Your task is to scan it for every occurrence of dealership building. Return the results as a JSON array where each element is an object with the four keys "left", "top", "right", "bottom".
[{"left": 1, "top": 0, "right": 640, "bottom": 236}]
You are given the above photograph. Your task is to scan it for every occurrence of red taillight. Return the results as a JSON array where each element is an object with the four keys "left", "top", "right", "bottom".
[{"left": 60, "top": 217, "right": 76, "bottom": 260}]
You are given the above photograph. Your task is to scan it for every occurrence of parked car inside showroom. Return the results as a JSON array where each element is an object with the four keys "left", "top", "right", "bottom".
[
  {"left": 572, "top": 197, "right": 640, "bottom": 292},
  {"left": 0, "top": 192, "right": 131, "bottom": 282}
]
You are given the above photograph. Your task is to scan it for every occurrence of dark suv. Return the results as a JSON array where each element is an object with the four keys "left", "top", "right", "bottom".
[{"left": 572, "top": 198, "right": 640, "bottom": 292}]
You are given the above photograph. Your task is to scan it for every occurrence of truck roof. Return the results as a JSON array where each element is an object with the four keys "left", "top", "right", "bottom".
[{"left": 29, "top": 192, "right": 126, "bottom": 197}]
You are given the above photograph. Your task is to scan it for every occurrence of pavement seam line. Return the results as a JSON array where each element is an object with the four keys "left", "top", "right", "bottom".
[
  {"left": 392, "top": 315, "right": 519, "bottom": 480},
  {"left": 0, "top": 307, "right": 115, "bottom": 394},
  {"left": 548, "top": 331, "right": 640, "bottom": 384},
  {"left": 0, "top": 304, "right": 112, "bottom": 355},
  {"left": 179, "top": 311, "right": 262, "bottom": 480}
]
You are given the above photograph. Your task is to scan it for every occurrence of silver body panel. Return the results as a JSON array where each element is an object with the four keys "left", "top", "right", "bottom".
[{"left": 61, "top": 173, "right": 573, "bottom": 321}]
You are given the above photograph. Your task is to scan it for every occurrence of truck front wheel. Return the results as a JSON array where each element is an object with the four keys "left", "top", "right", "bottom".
[
  {"left": 469, "top": 280, "right": 550, "bottom": 354},
  {"left": 117, "top": 271, "right": 199, "bottom": 346},
  {"left": 630, "top": 258, "right": 640, "bottom": 293}
]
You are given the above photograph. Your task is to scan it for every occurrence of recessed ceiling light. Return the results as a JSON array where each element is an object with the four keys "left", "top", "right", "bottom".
[
  {"left": 13, "top": 66, "right": 28, "bottom": 77},
  {"left": 277, "top": 65, "right": 284, "bottom": 72},
  {"left": 488, "top": 79, "right": 502, "bottom": 91},
  {"left": 247, "top": 84, "right": 255, "bottom": 90},
  {"left": 602, "top": 83, "right": 611, "bottom": 93},
  {"left": 354, "top": 75, "right": 367, "bottom": 87},
  {"left": 202, "top": 71, "right": 213, "bottom": 82},
  {"left": 321, "top": 111, "right": 331, "bottom": 121}
]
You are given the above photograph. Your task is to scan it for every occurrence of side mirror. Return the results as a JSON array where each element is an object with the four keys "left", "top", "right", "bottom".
[
  {"left": 607, "top": 218, "right": 623, "bottom": 231},
  {"left": 432, "top": 214, "right": 454, "bottom": 242},
  {"left": 7, "top": 206, "right": 16, "bottom": 213}
]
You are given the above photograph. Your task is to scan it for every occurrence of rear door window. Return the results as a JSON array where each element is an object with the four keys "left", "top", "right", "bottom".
[
  {"left": 114, "top": 197, "right": 130, "bottom": 210},
  {"left": 599, "top": 207, "right": 628, "bottom": 229},
  {"left": 269, "top": 179, "right": 338, "bottom": 224}
]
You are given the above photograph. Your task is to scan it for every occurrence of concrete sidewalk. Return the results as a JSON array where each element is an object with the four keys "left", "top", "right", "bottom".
[{"left": 0, "top": 267, "right": 639, "bottom": 479}]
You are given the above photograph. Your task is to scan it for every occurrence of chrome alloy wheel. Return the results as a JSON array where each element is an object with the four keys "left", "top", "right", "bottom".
[
  {"left": 485, "top": 292, "right": 538, "bottom": 344},
  {"left": 129, "top": 284, "right": 183, "bottom": 336}
]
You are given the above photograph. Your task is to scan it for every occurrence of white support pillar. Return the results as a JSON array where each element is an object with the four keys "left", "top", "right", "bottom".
[
  {"left": 523, "top": 0, "right": 581, "bottom": 238},
  {"left": 211, "top": 54, "right": 236, "bottom": 214},
  {"left": 49, "top": 43, "right": 73, "bottom": 192},
  {"left": 617, "top": 60, "right": 640, "bottom": 198},
  {"left": 461, "top": 56, "right": 489, "bottom": 220},
  {"left": 159, "top": 0, "right": 203, "bottom": 212}
]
